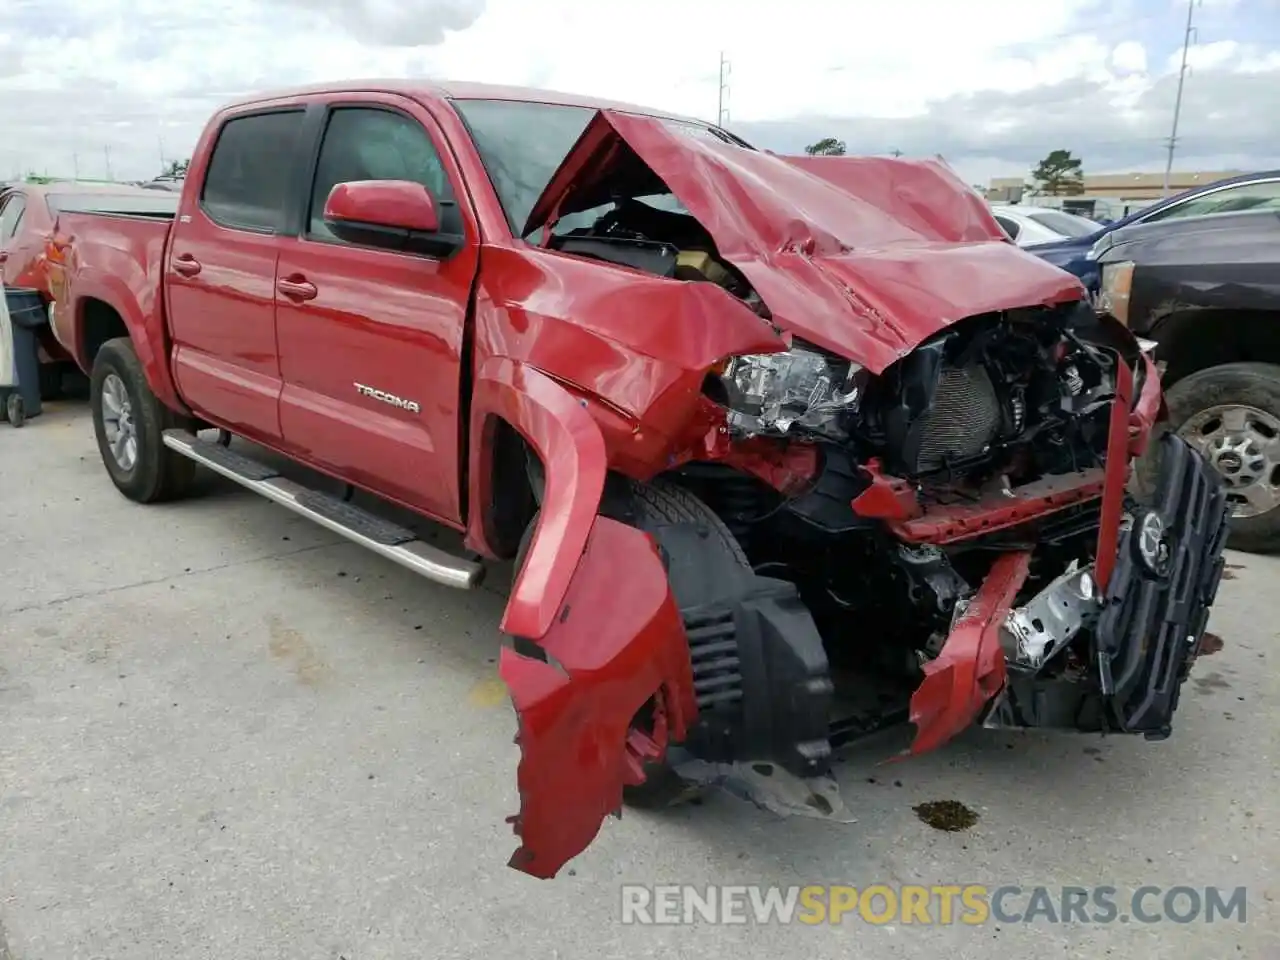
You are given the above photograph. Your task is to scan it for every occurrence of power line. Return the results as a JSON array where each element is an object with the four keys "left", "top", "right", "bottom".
[{"left": 1164, "top": 0, "right": 1201, "bottom": 195}]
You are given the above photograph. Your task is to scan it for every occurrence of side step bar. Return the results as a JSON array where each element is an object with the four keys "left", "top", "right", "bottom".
[{"left": 162, "top": 430, "right": 485, "bottom": 589}]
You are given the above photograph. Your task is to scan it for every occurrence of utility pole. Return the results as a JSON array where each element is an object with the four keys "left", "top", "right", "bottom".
[
  {"left": 890, "top": 148, "right": 903, "bottom": 158},
  {"left": 72, "top": 152, "right": 80, "bottom": 179},
  {"left": 717, "top": 51, "right": 731, "bottom": 126},
  {"left": 1164, "top": 0, "right": 1199, "bottom": 196},
  {"left": 104, "top": 145, "right": 114, "bottom": 181}
]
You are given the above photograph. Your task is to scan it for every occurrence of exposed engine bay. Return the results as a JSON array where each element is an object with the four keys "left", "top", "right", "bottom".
[{"left": 548, "top": 183, "right": 1162, "bottom": 755}]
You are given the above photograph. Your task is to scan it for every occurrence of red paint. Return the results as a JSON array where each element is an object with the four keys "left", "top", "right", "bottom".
[
  {"left": 468, "top": 357, "right": 608, "bottom": 641},
  {"left": 0, "top": 183, "right": 150, "bottom": 364},
  {"left": 908, "top": 550, "right": 1032, "bottom": 754},
  {"left": 1128, "top": 353, "right": 1162, "bottom": 457},
  {"left": 500, "top": 517, "right": 696, "bottom": 879},
  {"left": 524, "top": 109, "right": 1089, "bottom": 373},
  {"left": 1095, "top": 355, "right": 1135, "bottom": 592},
  {"left": 850, "top": 459, "right": 923, "bottom": 521},
  {"left": 891, "top": 470, "right": 1106, "bottom": 545},
  {"left": 703, "top": 433, "right": 822, "bottom": 496},
  {"left": 324, "top": 180, "right": 440, "bottom": 233}
]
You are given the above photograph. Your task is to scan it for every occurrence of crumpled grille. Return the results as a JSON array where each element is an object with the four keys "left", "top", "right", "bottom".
[{"left": 914, "top": 364, "right": 1003, "bottom": 472}]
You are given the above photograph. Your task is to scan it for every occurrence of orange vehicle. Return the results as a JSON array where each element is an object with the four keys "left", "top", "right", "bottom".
[{"left": 0, "top": 182, "right": 177, "bottom": 397}]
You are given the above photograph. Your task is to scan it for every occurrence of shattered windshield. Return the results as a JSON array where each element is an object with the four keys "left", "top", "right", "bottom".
[{"left": 451, "top": 98, "right": 740, "bottom": 236}]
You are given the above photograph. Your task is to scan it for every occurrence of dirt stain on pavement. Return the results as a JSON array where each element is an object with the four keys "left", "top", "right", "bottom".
[
  {"left": 913, "top": 800, "right": 979, "bottom": 832},
  {"left": 266, "top": 615, "right": 328, "bottom": 687},
  {"left": 1193, "top": 670, "right": 1231, "bottom": 693},
  {"left": 467, "top": 676, "right": 509, "bottom": 708}
]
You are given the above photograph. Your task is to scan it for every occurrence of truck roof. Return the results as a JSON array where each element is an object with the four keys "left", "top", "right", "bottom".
[{"left": 226, "top": 79, "right": 706, "bottom": 125}]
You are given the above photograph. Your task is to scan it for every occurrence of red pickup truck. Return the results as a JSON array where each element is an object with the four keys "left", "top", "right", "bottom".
[{"left": 51, "top": 80, "right": 1230, "bottom": 879}]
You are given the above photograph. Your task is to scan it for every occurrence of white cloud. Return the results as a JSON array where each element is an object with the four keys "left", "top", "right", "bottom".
[
  {"left": 1111, "top": 40, "right": 1148, "bottom": 73},
  {"left": 0, "top": 0, "right": 1277, "bottom": 184}
]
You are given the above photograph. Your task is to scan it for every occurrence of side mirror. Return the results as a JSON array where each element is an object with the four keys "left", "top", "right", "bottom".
[{"left": 323, "top": 180, "right": 460, "bottom": 256}]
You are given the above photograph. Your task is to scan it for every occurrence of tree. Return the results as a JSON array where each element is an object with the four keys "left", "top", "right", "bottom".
[
  {"left": 1031, "top": 149, "right": 1084, "bottom": 196},
  {"left": 161, "top": 158, "right": 190, "bottom": 178},
  {"left": 804, "top": 137, "right": 847, "bottom": 156}
]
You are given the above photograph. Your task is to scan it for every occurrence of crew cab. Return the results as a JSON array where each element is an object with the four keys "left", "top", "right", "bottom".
[{"left": 51, "top": 80, "right": 1230, "bottom": 880}]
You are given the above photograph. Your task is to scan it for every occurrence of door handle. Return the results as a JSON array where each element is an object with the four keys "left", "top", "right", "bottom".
[
  {"left": 172, "top": 254, "right": 201, "bottom": 277},
  {"left": 277, "top": 275, "right": 318, "bottom": 301}
]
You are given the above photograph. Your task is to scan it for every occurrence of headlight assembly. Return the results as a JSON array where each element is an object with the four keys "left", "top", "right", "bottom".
[
  {"left": 1097, "top": 260, "right": 1135, "bottom": 327},
  {"left": 713, "top": 344, "right": 863, "bottom": 439}
]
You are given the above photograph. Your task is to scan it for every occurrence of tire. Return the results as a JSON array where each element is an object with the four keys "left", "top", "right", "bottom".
[
  {"left": 1162, "top": 362, "right": 1280, "bottom": 553},
  {"left": 6, "top": 393, "right": 25, "bottom": 428},
  {"left": 511, "top": 480, "right": 749, "bottom": 810},
  {"left": 622, "top": 480, "right": 752, "bottom": 808},
  {"left": 90, "top": 337, "right": 196, "bottom": 503}
]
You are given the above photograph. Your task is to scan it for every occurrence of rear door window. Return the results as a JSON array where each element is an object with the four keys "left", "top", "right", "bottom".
[{"left": 201, "top": 110, "right": 306, "bottom": 232}]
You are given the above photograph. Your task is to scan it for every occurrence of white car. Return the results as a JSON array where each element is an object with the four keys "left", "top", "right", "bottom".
[{"left": 990, "top": 205, "right": 1101, "bottom": 247}]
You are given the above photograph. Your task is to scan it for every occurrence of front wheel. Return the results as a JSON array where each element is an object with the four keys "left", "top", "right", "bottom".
[
  {"left": 1163, "top": 362, "right": 1280, "bottom": 553},
  {"left": 510, "top": 480, "right": 749, "bottom": 809},
  {"left": 90, "top": 337, "right": 195, "bottom": 503}
]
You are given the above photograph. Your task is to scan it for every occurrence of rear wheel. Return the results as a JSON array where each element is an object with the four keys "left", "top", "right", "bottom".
[
  {"left": 511, "top": 479, "right": 750, "bottom": 809},
  {"left": 90, "top": 337, "right": 196, "bottom": 503},
  {"left": 1163, "top": 362, "right": 1280, "bottom": 553}
]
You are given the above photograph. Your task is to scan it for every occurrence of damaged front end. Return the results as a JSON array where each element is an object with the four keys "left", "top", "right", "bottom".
[{"left": 494, "top": 108, "right": 1231, "bottom": 881}]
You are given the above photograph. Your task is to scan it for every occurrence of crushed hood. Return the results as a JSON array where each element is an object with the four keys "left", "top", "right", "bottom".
[{"left": 523, "top": 111, "right": 1088, "bottom": 373}]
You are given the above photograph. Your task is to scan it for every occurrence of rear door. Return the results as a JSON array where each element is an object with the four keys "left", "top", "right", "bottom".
[
  {"left": 166, "top": 106, "right": 307, "bottom": 444},
  {"left": 273, "top": 95, "right": 479, "bottom": 524}
]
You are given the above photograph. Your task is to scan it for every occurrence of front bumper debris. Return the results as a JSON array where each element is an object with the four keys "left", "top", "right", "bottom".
[
  {"left": 985, "top": 433, "right": 1230, "bottom": 736},
  {"left": 910, "top": 433, "right": 1229, "bottom": 749},
  {"left": 1094, "top": 432, "right": 1231, "bottom": 737}
]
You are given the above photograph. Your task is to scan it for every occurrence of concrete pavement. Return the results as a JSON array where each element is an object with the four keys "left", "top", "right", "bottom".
[{"left": 2, "top": 403, "right": 1277, "bottom": 959}]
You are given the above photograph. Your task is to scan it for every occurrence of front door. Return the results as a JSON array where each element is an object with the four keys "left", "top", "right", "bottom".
[
  {"left": 165, "top": 107, "right": 307, "bottom": 443},
  {"left": 274, "top": 97, "right": 478, "bottom": 525}
]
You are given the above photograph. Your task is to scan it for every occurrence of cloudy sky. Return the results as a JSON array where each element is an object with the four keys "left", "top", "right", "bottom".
[{"left": 1, "top": 0, "right": 1278, "bottom": 186}]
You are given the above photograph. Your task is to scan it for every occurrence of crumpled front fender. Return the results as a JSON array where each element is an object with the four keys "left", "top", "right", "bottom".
[
  {"left": 467, "top": 356, "right": 607, "bottom": 641},
  {"left": 501, "top": 517, "right": 697, "bottom": 879}
]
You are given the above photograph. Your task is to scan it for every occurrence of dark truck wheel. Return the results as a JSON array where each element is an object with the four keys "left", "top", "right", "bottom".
[
  {"left": 511, "top": 479, "right": 749, "bottom": 810},
  {"left": 1163, "top": 362, "right": 1280, "bottom": 553},
  {"left": 621, "top": 480, "right": 750, "bottom": 809},
  {"left": 90, "top": 337, "right": 196, "bottom": 503}
]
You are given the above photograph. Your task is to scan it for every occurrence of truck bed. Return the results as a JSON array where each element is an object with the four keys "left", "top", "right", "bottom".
[{"left": 48, "top": 211, "right": 175, "bottom": 370}]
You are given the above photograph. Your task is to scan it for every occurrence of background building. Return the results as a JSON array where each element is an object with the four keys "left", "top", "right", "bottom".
[{"left": 984, "top": 170, "right": 1250, "bottom": 220}]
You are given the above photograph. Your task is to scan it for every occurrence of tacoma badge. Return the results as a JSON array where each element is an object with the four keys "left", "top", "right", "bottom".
[{"left": 354, "top": 382, "right": 421, "bottom": 414}]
